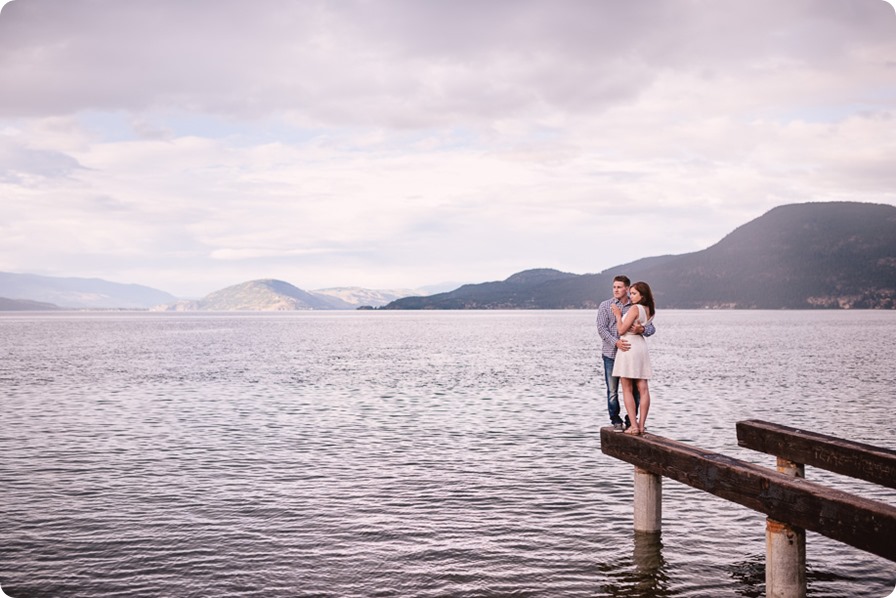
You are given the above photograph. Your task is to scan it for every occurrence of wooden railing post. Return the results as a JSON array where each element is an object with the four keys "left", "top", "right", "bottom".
[
  {"left": 634, "top": 466, "right": 662, "bottom": 532},
  {"left": 766, "top": 457, "right": 806, "bottom": 598},
  {"left": 735, "top": 419, "right": 896, "bottom": 594},
  {"left": 600, "top": 426, "right": 896, "bottom": 562}
]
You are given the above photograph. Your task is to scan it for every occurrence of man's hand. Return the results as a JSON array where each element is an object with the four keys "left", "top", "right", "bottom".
[
  {"left": 631, "top": 322, "right": 645, "bottom": 335},
  {"left": 616, "top": 338, "right": 631, "bottom": 352}
]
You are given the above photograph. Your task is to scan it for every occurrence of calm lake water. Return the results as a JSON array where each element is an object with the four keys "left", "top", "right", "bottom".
[{"left": 1, "top": 310, "right": 894, "bottom": 597}]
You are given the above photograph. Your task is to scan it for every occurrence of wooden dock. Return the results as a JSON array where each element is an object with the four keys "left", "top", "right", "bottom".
[{"left": 600, "top": 420, "right": 896, "bottom": 597}]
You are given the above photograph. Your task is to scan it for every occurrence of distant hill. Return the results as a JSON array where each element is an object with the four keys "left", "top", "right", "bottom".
[
  {"left": 151, "top": 280, "right": 429, "bottom": 311},
  {"left": 0, "top": 297, "right": 62, "bottom": 311},
  {"left": 152, "top": 279, "right": 352, "bottom": 311},
  {"left": 8, "top": 201, "right": 893, "bottom": 311},
  {"left": 0, "top": 272, "right": 178, "bottom": 309},
  {"left": 614, "top": 201, "right": 896, "bottom": 309},
  {"left": 311, "top": 286, "right": 428, "bottom": 308},
  {"left": 384, "top": 202, "right": 896, "bottom": 310},
  {"left": 385, "top": 269, "right": 582, "bottom": 309}
]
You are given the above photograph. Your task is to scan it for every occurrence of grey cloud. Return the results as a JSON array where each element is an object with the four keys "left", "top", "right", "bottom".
[
  {"left": 0, "top": 141, "right": 83, "bottom": 182},
  {"left": 1, "top": 0, "right": 892, "bottom": 125}
]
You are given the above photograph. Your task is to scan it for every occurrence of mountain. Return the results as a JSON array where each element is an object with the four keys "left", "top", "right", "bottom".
[
  {"left": 152, "top": 279, "right": 352, "bottom": 311},
  {"left": 0, "top": 271, "right": 427, "bottom": 311},
  {"left": 151, "top": 280, "right": 429, "bottom": 311},
  {"left": 615, "top": 201, "right": 896, "bottom": 309},
  {"left": 385, "top": 268, "right": 582, "bottom": 309},
  {"left": 417, "top": 281, "right": 467, "bottom": 294},
  {"left": 311, "top": 287, "right": 429, "bottom": 308},
  {"left": 383, "top": 202, "right": 896, "bottom": 310},
  {"left": 7, "top": 201, "right": 893, "bottom": 311},
  {"left": 0, "top": 297, "right": 62, "bottom": 311},
  {"left": 0, "top": 272, "right": 178, "bottom": 309}
]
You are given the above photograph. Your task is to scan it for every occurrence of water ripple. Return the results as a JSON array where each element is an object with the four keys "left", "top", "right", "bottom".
[{"left": 1, "top": 311, "right": 895, "bottom": 596}]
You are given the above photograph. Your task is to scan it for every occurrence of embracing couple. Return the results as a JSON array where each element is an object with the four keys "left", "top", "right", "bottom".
[{"left": 596, "top": 275, "right": 656, "bottom": 435}]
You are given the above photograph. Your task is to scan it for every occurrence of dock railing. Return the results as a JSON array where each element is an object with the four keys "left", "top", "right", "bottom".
[{"left": 599, "top": 419, "right": 896, "bottom": 598}]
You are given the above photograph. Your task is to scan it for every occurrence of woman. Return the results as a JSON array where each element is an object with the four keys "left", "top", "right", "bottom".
[{"left": 611, "top": 281, "right": 655, "bottom": 435}]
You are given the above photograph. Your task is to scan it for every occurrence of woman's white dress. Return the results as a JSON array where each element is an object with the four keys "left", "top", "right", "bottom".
[{"left": 612, "top": 304, "right": 653, "bottom": 379}]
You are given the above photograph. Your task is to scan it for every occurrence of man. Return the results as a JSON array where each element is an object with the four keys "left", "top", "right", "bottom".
[{"left": 597, "top": 275, "right": 656, "bottom": 431}]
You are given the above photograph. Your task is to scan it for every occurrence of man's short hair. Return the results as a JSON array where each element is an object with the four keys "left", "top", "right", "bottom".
[{"left": 613, "top": 275, "right": 631, "bottom": 287}]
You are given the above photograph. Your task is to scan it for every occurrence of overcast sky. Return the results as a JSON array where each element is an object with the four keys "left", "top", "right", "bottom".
[{"left": 1, "top": 0, "right": 895, "bottom": 297}]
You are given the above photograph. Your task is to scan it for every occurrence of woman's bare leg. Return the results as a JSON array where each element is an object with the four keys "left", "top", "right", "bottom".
[
  {"left": 621, "top": 378, "right": 639, "bottom": 434},
  {"left": 636, "top": 379, "right": 650, "bottom": 433}
]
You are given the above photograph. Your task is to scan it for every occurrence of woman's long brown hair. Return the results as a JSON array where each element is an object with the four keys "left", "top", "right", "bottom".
[{"left": 631, "top": 281, "right": 655, "bottom": 318}]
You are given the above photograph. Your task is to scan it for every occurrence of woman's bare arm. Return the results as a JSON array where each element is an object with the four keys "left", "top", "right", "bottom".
[{"left": 616, "top": 306, "right": 639, "bottom": 335}]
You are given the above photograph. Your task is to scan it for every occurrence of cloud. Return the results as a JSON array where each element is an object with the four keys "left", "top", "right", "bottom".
[
  {"left": 0, "top": 1, "right": 894, "bottom": 296},
  {"left": 0, "top": 140, "right": 83, "bottom": 183},
  {"left": 3, "top": 0, "right": 891, "bottom": 124}
]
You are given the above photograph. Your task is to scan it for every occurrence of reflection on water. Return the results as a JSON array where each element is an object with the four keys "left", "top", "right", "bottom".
[
  {"left": 598, "top": 532, "right": 670, "bottom": 598},
  {"left": 728, "top": 554, "right": 765, "bottom": 598},
  {"left": 632, "top": 531, "right": 670, "bottom": 597}
]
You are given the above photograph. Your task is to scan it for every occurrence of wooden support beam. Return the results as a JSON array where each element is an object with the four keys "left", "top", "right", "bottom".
[
  {"left": 767, "top": 457, "right": 806, "bottom": 598},
  {"left": 599, "top": 427, "right": 896, "bottom": 562},
  {"left": 736, "top": 419, "right": 896, "bottom": 489},
  {"left": 766, "top": 519, "right": 806, "bottom": 598},
  {"left": 633, "top": 467, "right": 662, "bottom": 532}
]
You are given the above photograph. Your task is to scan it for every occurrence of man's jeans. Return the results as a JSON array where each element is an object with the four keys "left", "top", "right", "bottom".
[{"left": 602, "top": 355, "right": 640, "bottom": 425}]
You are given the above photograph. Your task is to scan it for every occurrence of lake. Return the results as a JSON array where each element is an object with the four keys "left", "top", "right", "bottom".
[{"left": 1, "top": 310, "right": 894, "bottom": 597}]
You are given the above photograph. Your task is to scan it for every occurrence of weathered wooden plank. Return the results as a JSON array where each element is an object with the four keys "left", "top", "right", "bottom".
[
  {"left": 599, "top": 427, "right": 896, "bottom": 562},
  {"left": 736, "top": 419, "right": 896, "bottom": 489}
]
